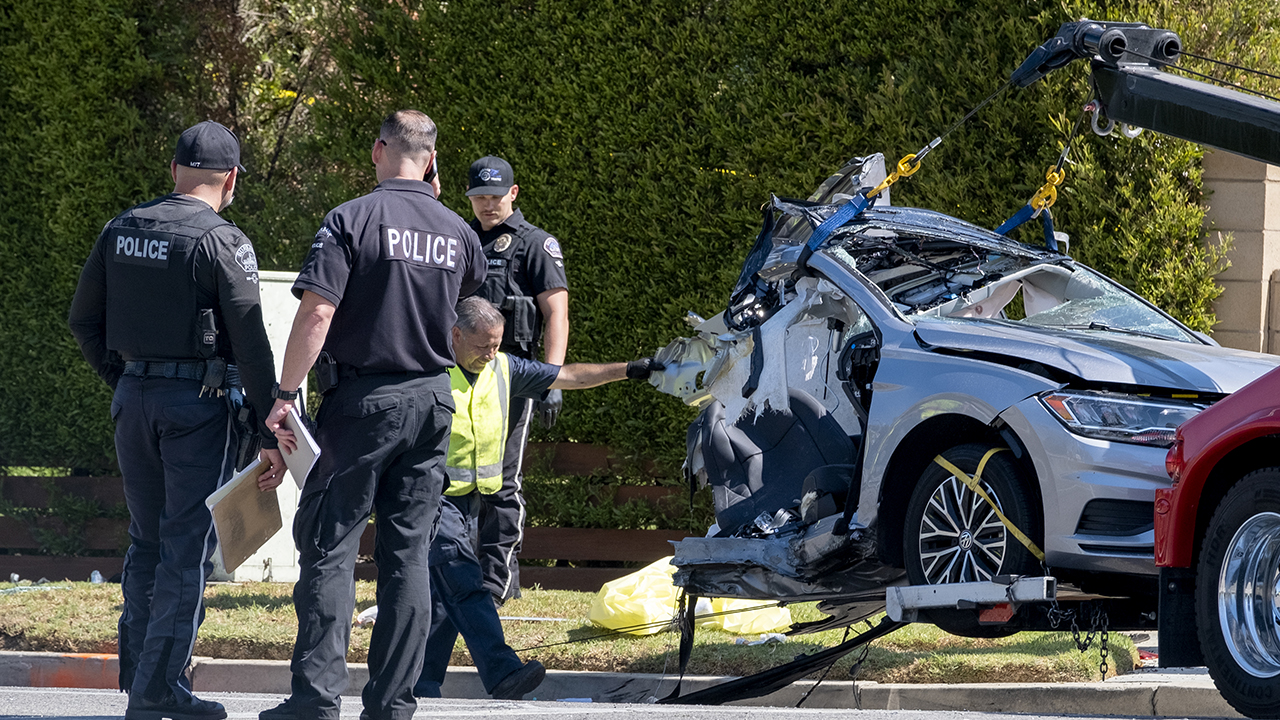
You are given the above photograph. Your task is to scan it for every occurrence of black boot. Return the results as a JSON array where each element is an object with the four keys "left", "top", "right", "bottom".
[
  {"left": 125, "top": 694, "right": 227, "bottom": 720},
  {"left": 491, "top": 660, "right": 546, "bottom": 700}
]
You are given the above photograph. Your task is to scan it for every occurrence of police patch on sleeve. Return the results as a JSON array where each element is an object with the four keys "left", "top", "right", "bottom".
[
  {"left": 543, "top": 236, "right": 563, "bottom": 259},
  {"left": 313, "top": 226, "right": 333, "bottom": 248},
  {"left": 236, "top": 244, "right": 259, "bottom": 274}
]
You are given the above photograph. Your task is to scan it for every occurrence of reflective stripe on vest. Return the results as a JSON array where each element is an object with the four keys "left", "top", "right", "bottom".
[{"left": 445, "top": 353, "right": 510, "bottom": 496}]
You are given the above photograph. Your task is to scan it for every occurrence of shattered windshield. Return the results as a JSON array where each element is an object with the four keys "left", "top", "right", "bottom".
[{"left": 1011, "top": 269, "right": 1196, "bottom": 341}]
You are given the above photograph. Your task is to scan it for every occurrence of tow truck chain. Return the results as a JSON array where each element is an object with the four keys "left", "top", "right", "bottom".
[
  {"left": 1065, "top": 604, "right": 1111, "bottom": 677},
  {"left": 1042, "top": 564, "right": 1110, "bottom": 677}
]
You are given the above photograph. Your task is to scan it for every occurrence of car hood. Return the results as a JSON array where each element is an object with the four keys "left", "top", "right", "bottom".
[{"left": 913, "top": 320, "right": 1280, "bottom": 394}]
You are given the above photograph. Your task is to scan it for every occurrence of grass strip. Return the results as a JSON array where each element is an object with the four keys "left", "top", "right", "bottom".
[{"left": 0, "top": 581, "right": 1133, "bottom": 682}]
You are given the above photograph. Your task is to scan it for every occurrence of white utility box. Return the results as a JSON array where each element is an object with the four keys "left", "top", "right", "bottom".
[{"left": 211, "top": 270, "right": 305, "bottom": 582}]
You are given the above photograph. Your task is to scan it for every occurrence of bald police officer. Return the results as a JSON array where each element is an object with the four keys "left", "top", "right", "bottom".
[
  {"left": 68, "top": 120, "right": 285, "bottom": 720},
  {"left": 465, "top": 156, "right": 569, "bottom": 604},
  {"left": 260, "top": 110, "right": 485, "bottom": 720}
]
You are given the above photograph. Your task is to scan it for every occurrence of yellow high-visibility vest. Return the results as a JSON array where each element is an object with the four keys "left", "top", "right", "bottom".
[{"left": 445, "top": 353, "right": 510, "bottom": 496}]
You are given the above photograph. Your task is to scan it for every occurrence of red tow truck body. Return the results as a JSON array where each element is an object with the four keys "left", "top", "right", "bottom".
[{"left": 1157, "top": 367, "right": 1280, "bottom": 569}]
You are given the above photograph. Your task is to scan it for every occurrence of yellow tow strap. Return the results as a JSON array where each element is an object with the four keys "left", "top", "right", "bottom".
[{"left": 932, "top": 448, "right": 1045, "bottom": 562}]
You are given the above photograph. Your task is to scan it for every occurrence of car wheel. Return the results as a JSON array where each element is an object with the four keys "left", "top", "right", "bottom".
[
  {"left": 903, "top": 443, "right": 1042, "bottom": 637},
  {"left": 1196, "top": 468, "right": 1280, "bottom": 719}
]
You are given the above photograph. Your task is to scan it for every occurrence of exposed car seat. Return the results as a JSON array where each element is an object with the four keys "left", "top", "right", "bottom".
[{"left": 688, "top": 388, "right": 856, "bottom": 534}]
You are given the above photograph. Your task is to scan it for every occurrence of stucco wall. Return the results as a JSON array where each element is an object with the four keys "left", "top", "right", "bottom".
[{"left": 1203, "top": 151, "right": 1280, "bottom": 352}]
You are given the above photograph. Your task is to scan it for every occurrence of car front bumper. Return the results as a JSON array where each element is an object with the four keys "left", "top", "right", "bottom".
[{"left": 998, "top": 397, "right": 1169, "bottom": 576}]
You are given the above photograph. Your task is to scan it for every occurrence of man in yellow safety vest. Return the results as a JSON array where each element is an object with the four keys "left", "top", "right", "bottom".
[{"left": 414, "top": 296, "right": 662, "bottom": 699}]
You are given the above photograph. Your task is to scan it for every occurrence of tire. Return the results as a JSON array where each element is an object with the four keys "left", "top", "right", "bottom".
[
  {"left": 903, "top": 443, "right": 1042, "bottom": 637},
  {"left": 1196, "top": 468, "right": 1280, "bottom": 719}
]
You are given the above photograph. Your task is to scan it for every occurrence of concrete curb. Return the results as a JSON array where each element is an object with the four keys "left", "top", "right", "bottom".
[
  {"left": 0, "top": 651, "right": 119, "bottom": 690},
  {"left": 0, "top": 651, "right": 1242, "bottom": 717}
]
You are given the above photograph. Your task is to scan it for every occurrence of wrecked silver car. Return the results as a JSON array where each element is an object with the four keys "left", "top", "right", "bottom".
[{"left": 650, "top": 155, "right": 1280, "bottom": 635}]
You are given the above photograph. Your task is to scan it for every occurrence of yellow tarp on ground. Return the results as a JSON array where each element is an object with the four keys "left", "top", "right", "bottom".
[{"left": 588, "top": 556, "right": 791, "bottom": 636}]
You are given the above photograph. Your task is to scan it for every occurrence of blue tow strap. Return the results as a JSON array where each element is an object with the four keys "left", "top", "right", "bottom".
[
  {"left": 994, "top": 204, "right": 1058, "bottom": 252},
  {"left": 1040, "top": 208, "right": 1057, "bottom": 251},
  {"left": 994, "top": 204, "right": 1036, "bottom": 235},
  {"left": 805, "top": 194, "right": 870, "bottom": 254}
]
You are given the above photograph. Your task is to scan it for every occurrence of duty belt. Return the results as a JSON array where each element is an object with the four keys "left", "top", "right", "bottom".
[
  {"left": 337, "top": 363, "right": 442, "bottom": 379},
  {"left": 123, "top": 360, "right": 205, "bottom": 381}
]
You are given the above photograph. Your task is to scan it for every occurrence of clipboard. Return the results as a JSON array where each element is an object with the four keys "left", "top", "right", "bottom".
[
  {"left": 283, "top": 406, "right": 321, "bottom": 489},
  {"left": 206, "top": 458, "right": 282, "bottom": 574}
]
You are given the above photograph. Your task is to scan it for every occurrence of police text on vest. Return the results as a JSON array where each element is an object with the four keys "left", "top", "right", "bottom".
[
  {"left": 113, "top": 232, "right": 172, "bottom": 268},
  {"left": 381, "top": 226, "right": 459, "bottom": 271}
]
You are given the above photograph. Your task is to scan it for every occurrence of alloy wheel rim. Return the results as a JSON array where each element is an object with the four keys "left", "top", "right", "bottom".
[
  {"left": 917, "top": 475, "right": 1007, "bottom": 584},
  {"left": 1218, "top": 511, "right": 1280, "bottom": 678}
]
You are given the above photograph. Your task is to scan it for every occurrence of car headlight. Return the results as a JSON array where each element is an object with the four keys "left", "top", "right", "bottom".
[{"left": 1038, "top": 391, "right": 1204, "bottom": 448}]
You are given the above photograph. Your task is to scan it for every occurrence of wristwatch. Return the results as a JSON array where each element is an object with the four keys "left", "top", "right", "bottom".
[{"left": 271, "top": 382, "right": 299, "bottom": 401}]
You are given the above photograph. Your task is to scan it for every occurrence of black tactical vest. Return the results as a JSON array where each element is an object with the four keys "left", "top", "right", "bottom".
[
  {"left": 478, "top": 221, "right": 542, "bottom": 355},
  {"left": 102, "top": 195, "right": 228, "bottom": 361}
]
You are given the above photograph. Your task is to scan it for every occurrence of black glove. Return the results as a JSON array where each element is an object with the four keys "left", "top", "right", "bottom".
[
  {"left": 626, "top": 357, "right": 665, "bottom": 380},
  {"left": 537, "top": 388, "right": 563, "bottom": 429}
]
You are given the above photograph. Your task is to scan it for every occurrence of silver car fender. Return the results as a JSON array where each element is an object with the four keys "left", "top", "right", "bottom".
[{"left": 857, "top": 339, "right": 1064, "bottom": 532}]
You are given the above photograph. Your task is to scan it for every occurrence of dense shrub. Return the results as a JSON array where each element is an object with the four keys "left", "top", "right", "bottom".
[
  {"left": 0, "top": 0, "right": 170, "bottom": 470},
  {"left": 2, "top": 0, "right": 1277, "bottom": 470},
  {"left": 0, "top": 0, "right": 312, "bottom": 469}
]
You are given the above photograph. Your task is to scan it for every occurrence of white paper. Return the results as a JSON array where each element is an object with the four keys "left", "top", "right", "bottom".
[{"left": 282, "top": 406, "right": 321, "bottom": 489}]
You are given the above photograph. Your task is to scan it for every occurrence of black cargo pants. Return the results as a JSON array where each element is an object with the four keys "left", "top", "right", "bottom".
[
  {"left": 285, "top": 371, "right": 453, "bottom": 720},
  {"left": 476, "top": 395, "right": 533, "bottom": 603}
]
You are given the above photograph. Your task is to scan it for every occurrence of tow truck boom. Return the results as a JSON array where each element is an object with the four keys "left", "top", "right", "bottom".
[{"left": 1013, "top": 20, "right": 1280, "bottom": 166}]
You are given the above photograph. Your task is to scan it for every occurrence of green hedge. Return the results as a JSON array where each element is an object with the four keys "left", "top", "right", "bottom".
[
  {"left": 3, "top": 0, "right": 1276, "bottom": 470},
  {"left": 0, "top": 0, "right": 170, "bottom": 470},
  {"left": 0, "top": 0, "right": 296, "bottom": 470}
]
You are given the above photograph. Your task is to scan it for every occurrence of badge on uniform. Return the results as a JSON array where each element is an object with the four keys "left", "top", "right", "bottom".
[
  {"left": 544, "top": 237, "right": 563, "bottom": 259},
  {"left": 236, "top": 244, "right": 259, "bottom": 273},
  {"left": 494, "top": 233, "right": 513, "bottom": 253}
]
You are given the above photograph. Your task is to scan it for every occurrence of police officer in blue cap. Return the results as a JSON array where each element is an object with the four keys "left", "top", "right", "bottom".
[
  {"left": 465, "top": 155, "right": 569, "bottom": 605},
  {"left": 260, "top": 110, "right": 486, "bottom": 720},
  {"left": 69, "top": 120, "right": 286, "bottom": 720}
]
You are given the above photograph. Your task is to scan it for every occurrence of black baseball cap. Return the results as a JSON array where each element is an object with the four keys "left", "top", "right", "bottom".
[
  {"left": 466, "top": 156, "right": 514, "bottom": 196},
  {"left": 174, "top": 120, "right": 245, "bottom": 173}
]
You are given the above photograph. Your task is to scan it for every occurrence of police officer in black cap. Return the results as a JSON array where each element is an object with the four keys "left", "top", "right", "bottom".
[
  {"left": 68, "top": 120, "right": 286, "bottom": 720},
  {"left": 465, "top": 155, "right": 568, "bottom": 605},
  {"left": 259, "top": 109, "right": 485, "bottom": 720}
]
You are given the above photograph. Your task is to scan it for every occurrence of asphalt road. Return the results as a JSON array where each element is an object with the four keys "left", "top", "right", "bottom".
[{"left": 0, "top": 686, "right": 1235, "bottom": 720}]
